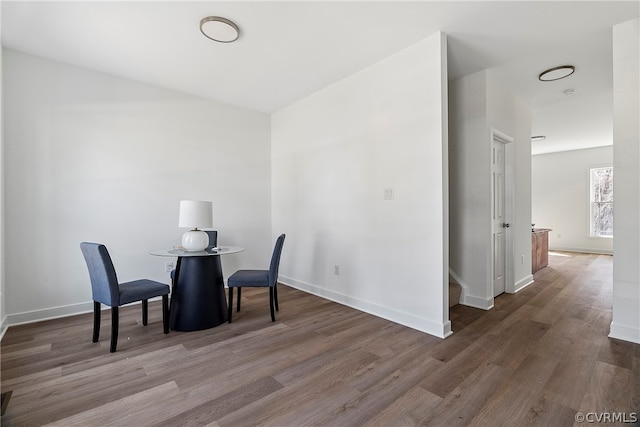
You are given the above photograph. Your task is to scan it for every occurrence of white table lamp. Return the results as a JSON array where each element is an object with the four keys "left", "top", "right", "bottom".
[{"left": 179, "top": 200, "right": 213, "bottom": 251}]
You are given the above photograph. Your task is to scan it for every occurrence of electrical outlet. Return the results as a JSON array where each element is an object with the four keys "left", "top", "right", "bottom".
[
  {"left": 334, "top": 265, "right": 340, "bottom": 275},
  {"left": 164, "top": 262, "right": 174, "bottom": 273},
  {"left": 521, "top": 255, "right": 525, "bottom": 264}
]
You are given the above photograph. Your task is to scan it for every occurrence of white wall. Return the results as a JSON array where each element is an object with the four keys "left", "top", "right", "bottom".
[
  {"left": 449, "top": 69, "right": 532, "bottom": 309},
  {"left": 610, "top": 18, "right": 639, "bottom": 344},
  {"left": 2, "top": 49, "right": 272, "bottom": 325},
  {"left": 272, "top": 33, "right": 450, "bottom": 338},
  {"left": 0, "top": 4, "right": 6, "bottom": 337},
  {"left": 486, "top": 73, "right": 533, "bottom": 293},
  {"left": 532, "top": 146, "right": 614, "bottom": 254},
  {"left": 448, "top": 71, "right": 490, "bottom": 308}
]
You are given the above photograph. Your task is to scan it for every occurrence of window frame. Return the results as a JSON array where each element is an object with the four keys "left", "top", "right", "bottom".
[{"left": 589, "top": 166, "right": 614, "bottom": 238}]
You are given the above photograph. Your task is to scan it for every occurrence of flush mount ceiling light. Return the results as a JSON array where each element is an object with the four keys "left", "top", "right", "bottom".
[
  {"left": 200, "top": 16, "right": 239, "bottom": 43},
  {"left": 531, "top": 135, "right": 546, "bottom": 142},
  {"left": 538, "top": 65, "right": 575, "bottom": 81}
]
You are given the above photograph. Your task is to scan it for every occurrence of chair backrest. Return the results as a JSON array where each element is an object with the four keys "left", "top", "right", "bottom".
[
  {"left": 206, "top": 230, "right": 218, "bottom": 249},
  {"left": 268, "top": 234, "right": 286, "bottom": 288},
  {"left": 80, "top": 242, "right": 120, "bottom": 307}
]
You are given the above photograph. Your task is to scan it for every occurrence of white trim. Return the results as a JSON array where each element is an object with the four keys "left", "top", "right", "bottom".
[
  {"left": 609, "top": 321, "right": 640, "bottom": 344},
  {"left": 1, "top": 297, "right": 164, "bottom": 330},
  {"left": 514, "top": 275, "right": 534, "bottom": 293},
  {"left": 448, "top": 268, "right": 467, "bottom": 297},
  {"left": 460, "top": 293, "right": 494, "bottom": 310},
  {"left": 549, "top": 247, "right": 613, "bottom": 255},
  {"left": 449, "top": 268, "right": 494, "bottom": 310},
  {"left": 0, "top": 315, "right": 8, "bottom": 341},
  {"left": 491, "top": 128, "right": 516, "bottom": 296},
  {"left": 6, "top": 301, "right": 94, "bottom": 327},
  {"left": 440, "top": 31, "right": 451, "bottom": 339},
  {"left": 280, "top": 276, "right": 452, "bottom": 339},
  {"left": 491, "top": 128, "right": 515, "bottom": 145}
]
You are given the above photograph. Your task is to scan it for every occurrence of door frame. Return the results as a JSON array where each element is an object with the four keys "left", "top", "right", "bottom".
[{"left": 491, "top": 128, "right": 515, "bottom": 296}]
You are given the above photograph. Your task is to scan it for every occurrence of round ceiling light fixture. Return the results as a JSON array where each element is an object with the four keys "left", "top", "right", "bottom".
[
  {"left": 538, "top": 65, "right": 575, "bottom": 81},
  {"left": 200, "top": 16, "right": 239, "bottom": 43},
  {"left": 531, "top": 135, "right": 546, "bottom": 142}
]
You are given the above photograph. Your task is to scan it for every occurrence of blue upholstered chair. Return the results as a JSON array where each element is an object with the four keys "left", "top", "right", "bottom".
[
  {"left": 80, "top": 242, "right": 170, "bottom": 352},
  {"left": 204, "top": 230, "right": 218, "bottom": 249},
  {"left": 227, "top": 234, "right": 285, "bottom": 323}
]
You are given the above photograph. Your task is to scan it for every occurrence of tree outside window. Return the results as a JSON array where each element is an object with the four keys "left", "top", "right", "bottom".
[{"left": 590, "top": 167, "right": 613, "bottom": 237}]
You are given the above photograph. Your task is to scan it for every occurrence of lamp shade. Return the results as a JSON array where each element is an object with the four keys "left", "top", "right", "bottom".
[{"left": 178, "top": 200, "right": 213, "bottom": 229}]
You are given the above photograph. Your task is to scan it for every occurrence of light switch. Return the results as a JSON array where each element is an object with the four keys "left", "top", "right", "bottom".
[{"left": 383, "top": 187, "right": 394, "bottom": 200}]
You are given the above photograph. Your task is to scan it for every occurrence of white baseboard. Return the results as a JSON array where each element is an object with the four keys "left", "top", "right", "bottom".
[
  {"left": 448, "top": 269, "right": 464, "bottom": 288},
  {"left": 0, "top": 315, "right": 8, "bottom": 341},
  {"left": 460, "top": 294, "right": 494, "bottom": 310},
  {"left": 514, "top": 275, "right": 534, "bottom": 293},
  {"left": 549, "top": 246, "right": 613, "bottom": 255},
  {"left": 280, "top": 276, "right": 452, "bottom": 339},
  {"left": 2, "top": 298, "right": 163, "bottom": 333},
  {"left": 609, "top": 321, "right": 640, "bottom": 344},
  {"left": 448, "top": 268, "right": 494, "bottom": 310},
  {"left": 5, "top": 301, "right": 95, "bottom": 328}
]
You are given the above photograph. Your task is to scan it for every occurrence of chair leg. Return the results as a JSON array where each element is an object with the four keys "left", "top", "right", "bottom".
[
  {"left": 274, "top": 283, "right": 279, "bottom": 311},
  {"left": 162, "top": 295, "right": 169, "bottom": 334},
  {"left": 110, "top": 307, "right": 119, "bottom": 353},
  {"left": 142, "top": 299, "right": 148, "bottom": 326},
  {"left": 236, "top": 287, "right": 242, "bottom": 312},
  {"left": 227, "top": 287, "right": 233, "bottom": 323},
  {"left": 92, "top": 301, "right": 101, "bottom": 343},
  {"left": 269, "top": 287, "right": 275, "bottom": 322}
]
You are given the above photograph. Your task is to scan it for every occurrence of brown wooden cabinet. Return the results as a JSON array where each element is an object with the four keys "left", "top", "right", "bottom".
[{"left": 532, "top": 229, "right": 551, "bottom": 273}]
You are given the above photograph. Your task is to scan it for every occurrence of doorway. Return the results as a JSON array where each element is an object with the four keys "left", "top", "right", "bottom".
[{"left": 491, "top": 129, "right": 514, "bottom": 297}]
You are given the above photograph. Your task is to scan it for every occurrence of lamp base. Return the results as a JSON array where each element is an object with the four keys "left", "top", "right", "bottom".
[{"left": 182, "top": 230, "right": 209, "bottom": 251}]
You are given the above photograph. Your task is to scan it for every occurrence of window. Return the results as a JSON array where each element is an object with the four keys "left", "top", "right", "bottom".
[{"left": 590, "top": 167, "right": 613, "bottom": 237}]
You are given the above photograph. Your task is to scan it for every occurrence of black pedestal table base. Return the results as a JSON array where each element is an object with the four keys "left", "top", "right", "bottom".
[{"left": 170, "top": 256, "right": 228, "bottom": 331}]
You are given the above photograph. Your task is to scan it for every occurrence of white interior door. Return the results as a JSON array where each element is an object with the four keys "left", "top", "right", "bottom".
[{"left": 492, "top": 138, "right": 507, "bottom": 297}]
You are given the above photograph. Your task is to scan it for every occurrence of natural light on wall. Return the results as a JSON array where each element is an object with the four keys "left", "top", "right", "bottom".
[{"left": 590, "top": 167, "right": 614, "bottom": 237}]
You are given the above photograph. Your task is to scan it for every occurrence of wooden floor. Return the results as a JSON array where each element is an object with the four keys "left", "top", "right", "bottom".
[{"left": 1, "top": 252, "right": 638, "bottom": 426}]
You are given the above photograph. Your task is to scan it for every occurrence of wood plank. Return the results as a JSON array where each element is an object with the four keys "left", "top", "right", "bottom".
[
  {"left": 578, "top": 360, "right": 637, "bottom": 415},
  {"left": 44, "top": 381, "right": 182, "bottom": 427},
  {"left": 598, "top": 337, "right": 636, "bottom": 369},
  {"left": 419, "top": 335, "right": 499, "bottom": 398},
  {"left": 159, "top": 376, "right": 284, "bottom": 426},
  {"left": 298, "top": 354, "right": 443, "bottom": 426},
  {"left": 467, "top": 354, "right": 569, "bottom": 425},
  {"left": 418, "top": 363, "right": 509, "bottom": 426},
  {"left": 363, "top": 385, "right": 442, "bottom": 426}
]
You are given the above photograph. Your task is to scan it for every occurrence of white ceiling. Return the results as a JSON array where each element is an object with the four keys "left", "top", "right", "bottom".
[{"left": 2, "top": 1, "right": 638, "bottom": 154}]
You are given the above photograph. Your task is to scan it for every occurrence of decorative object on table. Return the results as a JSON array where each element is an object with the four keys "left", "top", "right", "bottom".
[
  {"left": 170, "top": 230, "right": 218, "bottom": 283},
  {"left": 227, "top": 234, "right": 286, "bottom": 323},
  {"left": 80, "top": 242, "right": 170, "bottom": 353},
  {"left": 179, "top": 200, "right": 213, "bottom": 251}
]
